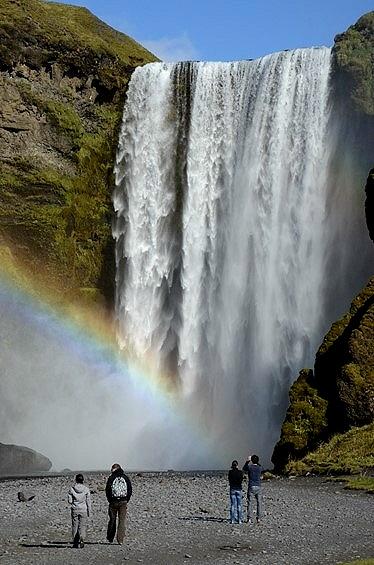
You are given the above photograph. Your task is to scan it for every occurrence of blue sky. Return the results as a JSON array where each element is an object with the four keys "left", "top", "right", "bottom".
[{"left": 56, "top": 0, "right": 373, "bottom": 61}]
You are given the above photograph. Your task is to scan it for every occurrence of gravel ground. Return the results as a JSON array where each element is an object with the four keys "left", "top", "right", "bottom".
[{"left": 0, "top": 472, "right": 373, "bottom": 565}]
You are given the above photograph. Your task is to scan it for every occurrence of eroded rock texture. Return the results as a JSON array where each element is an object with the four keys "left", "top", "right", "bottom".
[{"left": 0, "top": 0, "right": 156, "bottom": 303}]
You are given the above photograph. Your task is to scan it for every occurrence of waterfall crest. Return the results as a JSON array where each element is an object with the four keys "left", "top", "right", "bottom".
[{"left": 113, "top": 48, "right": 373, "bottom": 464}]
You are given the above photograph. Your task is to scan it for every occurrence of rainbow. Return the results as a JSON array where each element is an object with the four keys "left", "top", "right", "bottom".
[
  {"left": 0, "top": 243, "right": 181, "bottom": 410},
  {"left": 0, "top": 244, "right": 221, "bottom": 471},
  {"left": 0, "top": 245, "right": 219, "bottom": 468}
]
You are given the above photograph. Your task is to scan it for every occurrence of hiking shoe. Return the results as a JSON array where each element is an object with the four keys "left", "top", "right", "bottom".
[{"left": 79, "top": 540, "right": 84, "bottom": 548}]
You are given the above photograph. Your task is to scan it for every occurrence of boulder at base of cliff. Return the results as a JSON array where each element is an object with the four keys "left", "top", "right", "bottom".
[{"left": 0, "top": 443, "right": 52, "bottom": 475}]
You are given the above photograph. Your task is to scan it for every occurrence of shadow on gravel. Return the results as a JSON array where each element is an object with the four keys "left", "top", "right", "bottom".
[
  {"left": 178, "top": 515, "right": 226, "bottom": 523},
  {"left": 20, "top": 543, "right": 69, "bottom": 549},
  {"left": 219, "top": 544, "right": 252, "bottom": 552},
  {"left": 20, "top": 541, "right": 114, "bottom": 548}
]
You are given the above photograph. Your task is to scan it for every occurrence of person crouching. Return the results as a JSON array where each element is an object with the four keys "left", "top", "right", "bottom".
[{"left": 68, "top": 473, "right": 92, "bottom": 548}]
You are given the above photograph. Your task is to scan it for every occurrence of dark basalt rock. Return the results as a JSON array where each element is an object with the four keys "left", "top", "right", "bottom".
[
  {"left": 17, "top": 491, "right": 36, "bottom": 502},
  {"left": 0, "top": 442, "right": 52, "bottom": 475},
  {"left": 365, "top": 169, "right": 374, "bottom": 243}
]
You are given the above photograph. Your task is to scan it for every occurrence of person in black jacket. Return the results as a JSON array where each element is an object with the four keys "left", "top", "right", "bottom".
[
  {"left": 228, "top": 460, "right": 243, "bottom": 524},
  {"left": 105, "top": 463, "right": 132, "bottom": 544}
]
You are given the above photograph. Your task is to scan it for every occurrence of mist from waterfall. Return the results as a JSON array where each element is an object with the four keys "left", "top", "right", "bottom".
[{"left": 113, "top": 48, "right": 373, "bottom": 466}]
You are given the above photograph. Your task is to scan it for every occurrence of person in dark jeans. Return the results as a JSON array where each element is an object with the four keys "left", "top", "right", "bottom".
[
  {"left": 228, "top": 460, "right": 243, "bottom": 524},
  {"left": 105, "top": 463, "right": 132, "bottom": 545},
  {"left": 243, "top": 454, "right": 263, "bottom": 523}
]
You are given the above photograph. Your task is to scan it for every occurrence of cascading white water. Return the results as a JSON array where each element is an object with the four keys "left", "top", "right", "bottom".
[{"left": 113, "top": 48, "right": 373, "bottom": 465}]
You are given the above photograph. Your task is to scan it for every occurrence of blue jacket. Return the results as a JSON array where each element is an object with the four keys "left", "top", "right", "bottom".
[{"left": 243, "top": 462, "right": 262, "bottom": 487}]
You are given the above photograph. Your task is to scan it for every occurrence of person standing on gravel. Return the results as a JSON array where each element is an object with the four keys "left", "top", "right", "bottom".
[
  {"left": 228, "top": 460, "right": 244, "bottom": 524},
  {"left": 243, "top": 454, "right": 263, "bottom": 523},
  {"left": 68, "top": 473, "right": 92, "bottom": 548},
  {"left": 105, "top": 463, "right": 132, "bottom": 545}
]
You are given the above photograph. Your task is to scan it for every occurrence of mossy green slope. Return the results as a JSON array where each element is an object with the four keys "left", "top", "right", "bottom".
[
  {"left": 285, "top": 423, "right": 374, "bottom": 476},
  {"left": 315, "top": 277, "right": 374, "bottom": 432},
  {"left": 271, "top": 369, "right": 328, "bottom": 471},
  {"left": 0, "top": 0, "right": 157, "bottom": 303},
  {"left": 333, "top": 11, "right": 374, "bottom": 115},
  {"left": 0, "top": 0, "right": 154, "bottom": 73}
]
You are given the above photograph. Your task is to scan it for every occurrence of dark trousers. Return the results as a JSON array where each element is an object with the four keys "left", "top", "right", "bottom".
[{"left": 107, "top": 500, "right": 127, "bottom": 544}]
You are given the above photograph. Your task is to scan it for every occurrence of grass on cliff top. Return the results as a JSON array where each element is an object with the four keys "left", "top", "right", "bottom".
[
  {"left": 286, "top": 423, "right": 374, "bottom": 475},
  {"left": 0, "top": 0, "right": 157, "bottom": 64}
]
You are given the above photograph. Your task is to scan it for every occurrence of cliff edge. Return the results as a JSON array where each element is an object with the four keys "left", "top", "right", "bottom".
[{"left": 0, "top": 0, "right": 156, "bottom": 304}]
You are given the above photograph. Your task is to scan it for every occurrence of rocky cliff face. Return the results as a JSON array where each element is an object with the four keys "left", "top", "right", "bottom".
[
  {"left": 272, "top": 13, "right": 374, "bottom": 474},
  {"left": 0, "top": 0, "right": 156, "bottom": 304}
]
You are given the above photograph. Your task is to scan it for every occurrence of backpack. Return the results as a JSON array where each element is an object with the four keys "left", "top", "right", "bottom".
[{"left": 111, "top": 476, "right": 128, "bottom": 498}]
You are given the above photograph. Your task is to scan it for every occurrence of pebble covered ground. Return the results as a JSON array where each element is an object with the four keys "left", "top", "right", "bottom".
[{"left": 0, "top": 472, "right": 373, "bottom": 565}]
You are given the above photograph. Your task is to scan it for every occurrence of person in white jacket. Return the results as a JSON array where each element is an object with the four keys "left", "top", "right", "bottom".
[{"left": 68, "top": 474, "right": 92, "bottom": 548}]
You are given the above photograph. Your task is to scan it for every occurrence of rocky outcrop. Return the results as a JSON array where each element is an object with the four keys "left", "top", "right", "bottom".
[
  {"left": 0, "top": 442, "right": 52, "bottom": 475},
  {"left": 272, "top": 277, "right": 374, "bottom": 472},
  {"left": 0, "top": 0, "right": 156, "bottom": 304},
  {"left": 271, "top": 369, "right": 328, "bottom": 472},
  {"left": 314, "top": 278, "right": 374, "bottom": 431}
]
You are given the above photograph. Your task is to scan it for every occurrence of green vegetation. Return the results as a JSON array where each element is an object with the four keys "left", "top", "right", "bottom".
[
  {"left": 342, "top": 476, "right": 374, "bottom": 493},
  {"left": 341, "top": 558, "right": 374, "bottom": 565},
  {"left": 0, "top": 0, "right": 156, "bottom": 69},
  {"left": 18, "top": 81, "right": 84, "bottom": 146},
  {"left": 0, "top": 0, "right": 157, "bottom": 303},
  {"left": 285, "top": 423, "right": 374, "bottom": 475},
  {"left": 272, "top": 369, "right": 328, "bottom": 471},
  {"left": 333, "top": 12, "right": 374, "bottom": 115},
  {"left": 315, "top": 277, "right": 374, "bottom": 431},
  {"left": 273, "top": 277, "right": 374, "bottom": 473},
  {"left": 2, "top": 104, "right": 118, "bottom": 290}
]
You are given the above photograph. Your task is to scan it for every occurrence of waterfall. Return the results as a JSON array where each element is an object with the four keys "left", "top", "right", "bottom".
[{"left": 113, "top": 48, "right": 373, "bottom": 466}]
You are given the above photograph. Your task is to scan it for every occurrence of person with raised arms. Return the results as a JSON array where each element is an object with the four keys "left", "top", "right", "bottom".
[{"left": 243, "top": 454, "right": 263, "bottom": 523}]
